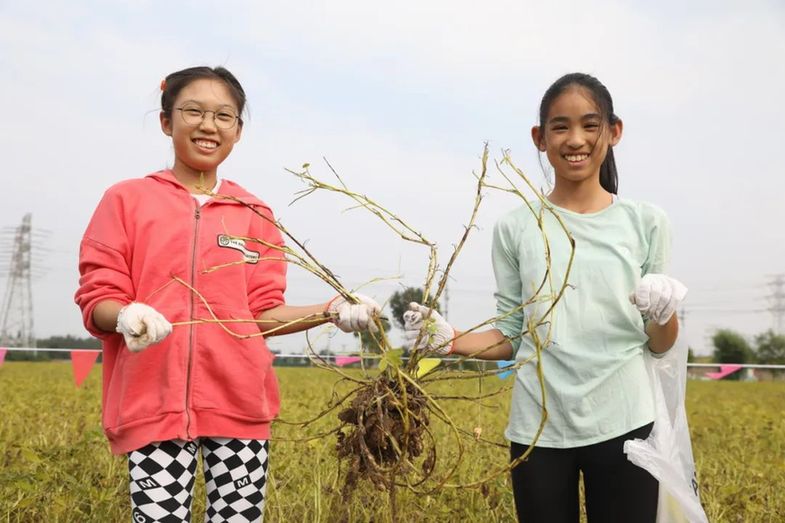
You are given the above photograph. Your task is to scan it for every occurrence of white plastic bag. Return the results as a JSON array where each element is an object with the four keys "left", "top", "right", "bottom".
[{"left": 624, "top": 342, "right": 709, "bottom": 523}]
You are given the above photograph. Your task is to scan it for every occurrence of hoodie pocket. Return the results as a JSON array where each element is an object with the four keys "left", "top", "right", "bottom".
[
  {"left": 190, "top": 307, "right": 280, "bottom": 421},
  {"left": 107, "top": 335, "right": 187, "bottom": 430}
]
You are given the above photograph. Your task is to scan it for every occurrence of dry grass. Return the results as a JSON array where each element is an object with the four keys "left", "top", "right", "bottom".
[{"left": 1, "top": 362, "right": 783, "bottom": 522}]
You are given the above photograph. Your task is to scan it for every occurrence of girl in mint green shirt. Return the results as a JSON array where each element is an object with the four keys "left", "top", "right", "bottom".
[{"left": 403, "top": 73, "right": 687, "bottom": 523}]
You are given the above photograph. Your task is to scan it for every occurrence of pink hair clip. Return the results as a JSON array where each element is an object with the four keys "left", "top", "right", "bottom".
[{"left": 160, "top": 79, "right": 167, "bottom": 91}]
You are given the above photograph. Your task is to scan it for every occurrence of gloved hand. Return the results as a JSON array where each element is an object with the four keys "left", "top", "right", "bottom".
[
  {"left": 326, "top": 293, "right": 382, "bottom": 333},
  {"left": 630, "top": 274, "right": 688, "bottom": 325},
  {"left": 116, "top": 303, "right": 172, "bottom": 352},
  {"left": 402, "top": 302, "right": 454, "bottom": 355}
]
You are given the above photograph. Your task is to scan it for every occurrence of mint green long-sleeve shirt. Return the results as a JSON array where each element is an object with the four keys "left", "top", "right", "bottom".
[{"left": 493, "top": 198, "right": 671, "bottom": 448}]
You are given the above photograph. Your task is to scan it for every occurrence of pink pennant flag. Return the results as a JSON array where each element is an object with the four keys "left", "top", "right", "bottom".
[
  {"left": 0, "top": 348, "right": 7, "bottom": 367},
  {"left": 705, "top": 364, "right": 742, "bottom": 380},
  {"left": 71, "top": 350, "right": 101, "bottom": 387},
  {"left": 335, "top": 356, "right": 362, "bottom": 367}
]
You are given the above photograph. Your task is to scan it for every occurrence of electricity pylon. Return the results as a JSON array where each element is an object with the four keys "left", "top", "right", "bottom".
[{"left": 0, "top": 213, "right": 36, "bottom": 348}]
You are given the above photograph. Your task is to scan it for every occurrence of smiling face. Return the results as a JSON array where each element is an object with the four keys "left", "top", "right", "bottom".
[
  {"left": 160, "top": 78, "right": 243, "bottom": 182},
  {"left": 532, "top": 86, "right": 622, "bottom": 188}
]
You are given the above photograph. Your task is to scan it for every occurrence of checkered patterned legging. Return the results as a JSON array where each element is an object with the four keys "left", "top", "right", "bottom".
[{"left": 128, "top": 438, "right": 269, "bottom": 523}]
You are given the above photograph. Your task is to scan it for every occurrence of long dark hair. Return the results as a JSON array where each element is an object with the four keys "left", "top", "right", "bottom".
[
  {"left": 538, "top": 73, "right": 620, "bottom": 194},
  {"left": 160, "top": 66, "right": 247, "bottom": 125}
]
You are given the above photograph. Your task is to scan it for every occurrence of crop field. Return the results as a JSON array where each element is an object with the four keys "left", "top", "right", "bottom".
[{"left": 1, "top": 362, "right": 784, "bottom": 522}]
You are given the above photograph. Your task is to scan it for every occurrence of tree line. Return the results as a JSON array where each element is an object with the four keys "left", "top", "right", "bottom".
[
  {"left": 707, "top": 329, "right": 785, "bottom": 365},
  {"left": 5, "top": 289, "right": 784, "bottom": 365},
  {"left": 4, "top": 335, "right": 101, "bottom": 361}
]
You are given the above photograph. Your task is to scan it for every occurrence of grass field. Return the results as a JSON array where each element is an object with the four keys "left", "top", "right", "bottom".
[{"left": 1, "top": 362, "right": 784, "bottom": 522}]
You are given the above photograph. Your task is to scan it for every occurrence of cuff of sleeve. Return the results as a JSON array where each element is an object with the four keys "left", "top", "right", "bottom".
[{"left": 251, "top": 298, "right": 286, "bottom": 319}]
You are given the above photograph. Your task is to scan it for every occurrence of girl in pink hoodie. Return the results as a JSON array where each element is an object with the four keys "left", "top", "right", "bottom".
[{"left": 75, "top": 65, "right": 379, "bottom": 523}]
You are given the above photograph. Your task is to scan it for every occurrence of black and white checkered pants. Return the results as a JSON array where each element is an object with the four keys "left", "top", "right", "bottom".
[{"left": 128, "top": 438, "right": 269, "bottom": 522}]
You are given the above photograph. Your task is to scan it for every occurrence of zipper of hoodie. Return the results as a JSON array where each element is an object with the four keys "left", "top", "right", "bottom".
[{"left": 185, "top": 203, "right": 201, "bottom": 439}]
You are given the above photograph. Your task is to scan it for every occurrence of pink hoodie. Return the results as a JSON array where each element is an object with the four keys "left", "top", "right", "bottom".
[{"left": 75, "top": 170, "right": 287, "bottom": 454}]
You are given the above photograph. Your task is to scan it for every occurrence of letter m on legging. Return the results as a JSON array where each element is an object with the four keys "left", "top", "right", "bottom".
[
  {"left": 234, "top": 476, "right": 251, "bottom": 488},
  {"left": 138, "top": 477, "right": 161, "bottom": 489}
]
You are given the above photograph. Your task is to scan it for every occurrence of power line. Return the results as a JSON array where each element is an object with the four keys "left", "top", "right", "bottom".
[{"left": 686, "top": 308, "right": 767, "bottom": 314}]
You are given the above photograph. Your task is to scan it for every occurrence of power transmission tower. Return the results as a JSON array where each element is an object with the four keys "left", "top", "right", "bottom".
[
  {"left": 0, "top": 213, "right": 36, "bottom": 348},
  {"left": 766, "top": 274, "right": 785, "bottom": 335}
]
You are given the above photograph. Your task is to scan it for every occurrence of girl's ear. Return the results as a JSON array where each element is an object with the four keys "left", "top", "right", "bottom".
[
  {"left": 233, "top": 121, "right": 243, "bottom": 144},
  {"left": 531, "top": 126, "right": 546, "bottom": 151},
  {"left": 609, "top": 118, "right": 623, "bottom": 147},
  {"left": 160, "top": 111, "right": 173, "bottom": 137}
]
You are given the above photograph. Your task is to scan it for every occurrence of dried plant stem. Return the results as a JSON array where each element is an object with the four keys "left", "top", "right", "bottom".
[
  {"left": 177, "top": 146, "right": 576, "bottom": 500},
  {"left": 168, "top": 275, "right": 328, "bottom": 338}
]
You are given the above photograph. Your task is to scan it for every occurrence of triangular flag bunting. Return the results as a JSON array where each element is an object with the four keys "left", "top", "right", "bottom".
[
  {"left": 335, "top": 355, "right": 362, "bottom": 367},
  {"left": 0, "top": 348, "right": 7, "bottom": 367},
  {"left": 496, "top": 360, "right": 516, "bottom": 380},
  {"left": 415, "top": 358, "right": 441, "bottom": 378},
  {"left": 71, "top": 350, "right": 100, "bottom": 387},
  {"left": 705, "top": 364, "right": 742, "bottom": 380}
]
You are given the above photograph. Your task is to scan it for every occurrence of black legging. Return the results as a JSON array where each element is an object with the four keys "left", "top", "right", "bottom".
[{"left": 510, "top": 423, "right": 658, "bottom": 523}]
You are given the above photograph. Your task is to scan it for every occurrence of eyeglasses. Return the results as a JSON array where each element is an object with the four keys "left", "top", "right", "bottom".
[{"left": 175, "top": 105, "right": 241, "bottom": 129}]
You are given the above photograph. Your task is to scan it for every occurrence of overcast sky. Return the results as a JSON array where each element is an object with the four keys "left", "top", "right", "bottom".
[{"left": 1, "top": 0, "right": 784, "bottom": 355}]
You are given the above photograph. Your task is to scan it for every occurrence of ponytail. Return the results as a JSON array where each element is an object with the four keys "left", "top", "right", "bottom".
[{"left": 599, "top": 145, "right": 618, "bottom": 194}]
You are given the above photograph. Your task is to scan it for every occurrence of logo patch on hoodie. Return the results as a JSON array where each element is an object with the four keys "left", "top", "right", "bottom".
[{"left": 217, "top": 234, "right": 260, "bottom": 264}]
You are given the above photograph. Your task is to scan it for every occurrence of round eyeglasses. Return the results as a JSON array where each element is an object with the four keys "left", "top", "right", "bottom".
[{"left": 175, "top": 105, "right": 241, "bottom": 129}]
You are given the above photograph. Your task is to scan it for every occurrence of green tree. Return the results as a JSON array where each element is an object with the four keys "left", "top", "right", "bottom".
[
  {"left": 352, "top": 317, "right": 391, "bottom": 353},
  {"left": 388, "top": 287, "right": 440, "bottom": 330},
  {"left": 754, "top": 330, "right": 785, "bottom": 364},
  {"left": 712, "top": 329, "right": 753, "bottom": 364}
]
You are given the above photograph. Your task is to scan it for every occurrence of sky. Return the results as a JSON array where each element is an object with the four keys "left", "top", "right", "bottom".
[{"left": 1, "top": 0, "right": 784, "bottom": 355}]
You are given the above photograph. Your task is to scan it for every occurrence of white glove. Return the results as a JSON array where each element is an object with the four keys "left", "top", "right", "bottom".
[
  {"left": 116, "top": 303, "right": 172, "bottom": 352},
  {"left": 402, "top": 302, "right": 454, "bottom": 355},
  {"left": 630, "top": 274, "right": 688, "bottom": 325},
  {"left": 326, "top": 293, "right": 382, "bottom": 333}
]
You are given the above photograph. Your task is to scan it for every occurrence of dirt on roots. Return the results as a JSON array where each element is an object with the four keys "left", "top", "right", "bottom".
[{"left": 335, "top": 375, "right": 436, "bottom": 492}]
